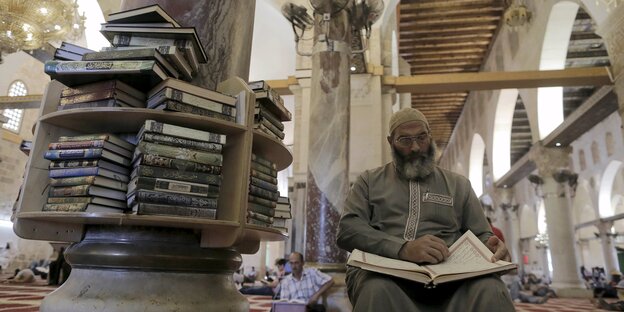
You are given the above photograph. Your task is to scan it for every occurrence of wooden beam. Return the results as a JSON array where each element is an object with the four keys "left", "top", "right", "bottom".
[
  {"left": 400, "top": 24, "right": 497, "bottom": 35},
  {"left": 0, "top": 95, "right": 43, "bottom": 109},
  {"left": 266, "top": 76, "right": 298, "bottom": 96},
  {"left": 400, "top": 0, "right": 495, "bottom": 10},
  {"left": 399, "top": 16, "right": 500, "bottom": 28},
  {"left": 399, "top": 40, "right": 491, "bottom": 50},
  {"left": 399, "top": 6, "right": 503, "bottom": 19},
  {"left": 386, "top": 67, "right": 613, "bottom": 93}
]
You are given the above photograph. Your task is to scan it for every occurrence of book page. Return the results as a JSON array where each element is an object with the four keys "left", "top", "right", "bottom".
[{"left": 424, "top": 230, "right": 509, "bottom": 277}]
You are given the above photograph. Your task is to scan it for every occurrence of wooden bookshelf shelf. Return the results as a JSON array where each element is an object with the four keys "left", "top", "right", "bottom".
[{"left": 15, "top": 77, "right": 291, "bottom": 253}]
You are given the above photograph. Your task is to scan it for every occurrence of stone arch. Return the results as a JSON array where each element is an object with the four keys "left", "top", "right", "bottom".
[
  {"left": 537, "top": 1, "right": 579, "bottom": 139},
  {"left": 599, "top": 160, "right": 623, "bottom": 217},
  {"left": 469, "top": 133, "right": 486, "bottom": 197},
  {"left": 492, "top": 89, "right": 519, "bottom": 181}
]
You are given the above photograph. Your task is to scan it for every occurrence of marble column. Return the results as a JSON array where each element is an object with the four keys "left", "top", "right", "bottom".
[
  {"left": 305, "top": 7, "right": 351, "bottom": 264},
  {"left": 496, "top": 187, "right": 521, "bottom": 266},
  {"left": 597, "top": 4, "right": 624, "bottom": 138},
  {"left": 596, "top": 221, "right": 620, "bottom": 275},
  {"left": 121, "top": 0, "right": 256, "bottom": 90},
  {"left": 529, "top": 143, "right": 585, "bottom": 291}
]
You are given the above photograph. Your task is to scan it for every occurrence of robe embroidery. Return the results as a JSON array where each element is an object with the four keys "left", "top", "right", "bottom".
[{"left": 404, "top": 180, "right": 420, "bottom": 240}]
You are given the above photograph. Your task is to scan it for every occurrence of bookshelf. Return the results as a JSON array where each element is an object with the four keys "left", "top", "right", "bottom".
[{"left": 15, "top": 77, "right": 292, "bottom": 251}]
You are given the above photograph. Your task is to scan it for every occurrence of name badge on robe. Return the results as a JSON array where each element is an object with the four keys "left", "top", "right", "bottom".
[{"left": 423, "top": 192, "right": 453, "bottom": 206}]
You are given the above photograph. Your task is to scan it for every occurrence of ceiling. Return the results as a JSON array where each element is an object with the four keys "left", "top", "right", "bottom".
[{"left": 397, "top": 0, "right": 611, "bottom": 165}]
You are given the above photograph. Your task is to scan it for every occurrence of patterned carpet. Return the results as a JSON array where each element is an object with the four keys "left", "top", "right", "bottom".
[{"left": 0, "top": 282, "right": 616, "bottom": 311}]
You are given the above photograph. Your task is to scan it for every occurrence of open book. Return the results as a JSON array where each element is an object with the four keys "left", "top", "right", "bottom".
[{"left": 347, "top": 230, "right": 516, "bottom": 286}]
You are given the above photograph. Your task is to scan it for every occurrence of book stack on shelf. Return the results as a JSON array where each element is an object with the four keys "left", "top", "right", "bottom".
[
  {"left": 43, "top": 4, "right": 208, "bottom": 99},
  {"left": 127, "top": 120, "right": 225, "bottom": 219},
  {"left": 248, "top": 80, "right": 292, "bottom": 140},
  {"left": 54, "top": 42, "right": 95, "bottom": 61},
  {"left": 247, "top": 154, "right": 279, "bottom": 227},
  {"left": 57, "top": 80, "right": 147, "bottom": 111},
  {"left": 42, "top": 134, "right": 134, "bottom": 213},
  {"left": 146, "top": 78, "right": 238, "bottom": 122},
  {"left": 273, "top": 196, "right": 292, "bottom": 233}
]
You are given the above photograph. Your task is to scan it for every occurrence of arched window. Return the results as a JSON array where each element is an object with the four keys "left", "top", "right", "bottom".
[
  {"left": 591, "top": 141, "right": 600, "bottom": 164},
  {"left": 606, "top": 132, "right": 614, "bottom": 156},
  {"left": 2, "top": 80, "right": 28, "bottom": 132},
  {"left": 579, "top": 150, "right": 586, "bottom": 171}
]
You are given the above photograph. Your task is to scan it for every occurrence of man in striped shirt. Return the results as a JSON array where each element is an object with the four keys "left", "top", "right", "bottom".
[{"left": 278, "top": 252, "right": 334, "bottom": 312}]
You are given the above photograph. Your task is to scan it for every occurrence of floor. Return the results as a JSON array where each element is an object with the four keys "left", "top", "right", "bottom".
[{"left": 0, "top": 281, "right": 615, "bottom": 311}]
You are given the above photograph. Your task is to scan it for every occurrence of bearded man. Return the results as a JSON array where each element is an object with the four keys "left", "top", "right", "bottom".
[{"left": 337, "top": 108, "right": 514, "bottom": 312}]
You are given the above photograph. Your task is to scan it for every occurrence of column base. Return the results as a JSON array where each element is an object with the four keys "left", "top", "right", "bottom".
[
  {"left": 41, "top": 269, "right": 248, "bottom": 312},
  {"left": 550, "top": 282, "right": 592, "bottom": 298}
]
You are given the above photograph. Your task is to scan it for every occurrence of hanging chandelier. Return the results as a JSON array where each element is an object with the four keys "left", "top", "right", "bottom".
[{"left": 0, "top": 0, "right": 85, "bottom": 55}]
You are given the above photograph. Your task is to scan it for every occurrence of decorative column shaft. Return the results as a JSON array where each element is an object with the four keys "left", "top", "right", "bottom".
[
  {"left": 597, "top": 221, "right": 620, "bottom": 275},
  {"left": 496, "top": 187, "right": 520, "bottom": 265},
  {"left": 529, "top": 143, "right": 585, "bottom": 289},
  {"left": 305, "top": 8, "right": 351, "bottom": 264},
  {"left": 121, "top": 0, "right": 256, "bottom": 89},
  {"left": 597, "top": 4, "right": 624, "bottom": 138}
]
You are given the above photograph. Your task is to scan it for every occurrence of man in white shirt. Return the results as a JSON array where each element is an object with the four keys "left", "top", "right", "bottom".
[{"left": 279, "top": 252, "right": 334, "bottom": 312}]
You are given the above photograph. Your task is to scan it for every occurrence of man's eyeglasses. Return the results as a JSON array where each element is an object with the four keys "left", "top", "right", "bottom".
[{"left": 395, "top": 133, "right": 430, "bottom": 147}]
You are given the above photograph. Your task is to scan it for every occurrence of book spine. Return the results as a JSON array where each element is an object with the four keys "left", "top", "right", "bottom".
[
  {"left": 131, "top": 190, "right": 218, "bottom": 209},
  {"left": 132, "top": 177, "right": 217, "bottom": 197},
  {"left": 256, "top": 105, "right": 284, "bottom": 131},
  {"left": 57, "top": 99, "right": 126, "bottom": 110},
  {"left": 137, "top": 154, "right": 222, "bottom": 175},
  {"left": 44, "top": 148, "right": 103, "bottom": 160},
  {"left": 247, "top": 210, "right": 274, "bottom": 223},
  {"left": 142, "top": 132, "right": 222, "bottom": 154},
  {"left": 248, "top": 195, "right": 276, "bottom": 208},
  {"left": 143, "top": 120, "right": 226, "bottom": 144},
  {"left": 272, "top": 218, "right": 288, "bottom": 227},
  {"left": 49, "top": 167, "right": 99, "bottom": 178},
  {"left": 250, "top": 161, "right": 277, "bottom": 177},
  {"left": 58, "top": 134, "right": 108, "bottom": 142},
  {"left": 249, "top": 185, "right": 279, "bottom": 201},
  {"left": 43, "top": 203, "right": 88, "bottom": 212},
  {"left": 167, "top": 89, "right": 236, "bottom": 117},
  {"left": 250, "top": 169, "right": 278, "bottom": 185},
  {"left": 259, "top": 118, "right": 285, "bottom": 139},
  {"left": 113, "top": 34, "right": 176, "bottom": 47},
  {"left": 136, "top": 142, "right": 223, "bottom": 166},
  {"left": 59, "top": 89, "right": 115, "bottom": 105},
  {"left": 134, "top": 202, "right": 216, "bottom": 219},
  {"left": 45, "top": 60, "right": 155, "bottom": 74},
  {"left": 49, "top": 159, "right": 99, "bottom": 168},
  {"left": 134, "top": 165, "right": 221, "bottom": 186},
  {"left": 154, "top": 100, "right": 235, "bottom": 122},
  {"left": 61, "top": 80, "right": 116, "bottom": 97},
  {"left": 49, "top": 185, "right": 90, "bottom": 197},
  {"left": 250, "top": 176, "right": 278, "bottom": 192},
  {"left": 251, "top": 153, "right": 277, "bottom": 170},
  {"left": 49, "top": 140, "right": 105, "bottom": 150},
  {"left": 247, "top": 202, "right": 275, "bottom": 217},
  {"left": 83, "top": 48, "right": 157, "bottom": 61},
  {"left": 47, "top": 197, "right": 92, "bottom": 204},
  {"left": 50, "top": 176, "right": 95, "bottom": 186},
  {"left": 246, "top": 217, "right": 271, "bottom": 227}
]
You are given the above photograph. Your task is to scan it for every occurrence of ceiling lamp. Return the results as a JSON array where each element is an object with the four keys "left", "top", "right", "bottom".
[{"left": 0, "top": 0, "right": 85, "bottom": 57}]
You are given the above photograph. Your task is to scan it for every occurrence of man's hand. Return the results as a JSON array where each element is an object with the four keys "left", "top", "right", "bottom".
[
  {"left": 398, "top": 234, "right": 450, "bottom": 264},
  {"left": 486, "top": 236, "right": 511, "bottom": 262}
]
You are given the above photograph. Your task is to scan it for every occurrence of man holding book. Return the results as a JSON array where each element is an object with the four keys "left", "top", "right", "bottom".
[
  {"left": 337, "top": 108, "right": 515, "bottom": 311},
  {"left": 278, "top": 252, "right": 334, "bottom": 312}
]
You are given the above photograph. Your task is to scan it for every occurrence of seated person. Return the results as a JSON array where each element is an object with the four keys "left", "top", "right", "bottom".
[
  {"left": 3, "top": 268, "right": 35, "bottom": 283},
  {"left": 278, "top": 252, "right": 334, "bottom": 312},
  {"left": 240, "top": 258, "right": 288, "bottom": 296},
  {"left": 336, "top": 108, "right": 515, "bottom": 311},
  {"left": 244, "top": 266, "right": 257, "bottom": 283}
]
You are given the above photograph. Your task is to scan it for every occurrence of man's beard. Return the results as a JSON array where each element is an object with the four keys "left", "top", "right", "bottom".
[{"left": 392, "top": 141, "right": 437, "bottom": 180}]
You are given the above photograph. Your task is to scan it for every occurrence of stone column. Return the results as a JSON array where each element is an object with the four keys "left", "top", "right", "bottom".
[
  {"left": 529, "top": 143, "right": 586, "bottom": 292},
  {"left": 597, "top": 4, "right": 624, "bottom": 138},
  {"left": 596, "top": 221, "right": 620, "bottom": 275},
  {"left": 121, "top": 0, "right": 256, "bottom": 89},
  {"left": 496, "top": 187, "right": 521, "bottom": 265},
  {"left": 304, "top": 7, "right": 351, "bottom": 264}
]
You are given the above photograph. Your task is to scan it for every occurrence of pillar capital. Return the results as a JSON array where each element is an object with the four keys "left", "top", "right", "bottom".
[{"left": 529, "top": 142, "right": 572, "bottom": 177}]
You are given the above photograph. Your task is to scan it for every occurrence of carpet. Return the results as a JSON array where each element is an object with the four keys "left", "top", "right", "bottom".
[{"left": 0, "top": 282, "right": 616, "bottom": 311}]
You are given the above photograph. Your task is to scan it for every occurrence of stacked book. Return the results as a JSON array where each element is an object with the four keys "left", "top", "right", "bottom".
[
  {"left": 248, "top": 80, "right": 292, "bottom": 140},
  {"left": 146, "top": 78, "right": 238, "bottom": 122},
  {"left": 44, "top": 4, "right": 207, "bottom": 93},
  {"left": 57, "top": 80, "right": 146, "bottom": 111},
  {"left": 42, "top": 134, "right": 133, "bottom": 213},
  {"left": 127, "top": 120, "right": 225, "bottom": 219},
  {"left": 247, "top": 154, "right": 279, "bottom": 227},
  {"left": 54, "top": 42, "right": 95, "bottom": 61},
  {"left": 273, "top": 196, "right": 292, "bottom": 233}
]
